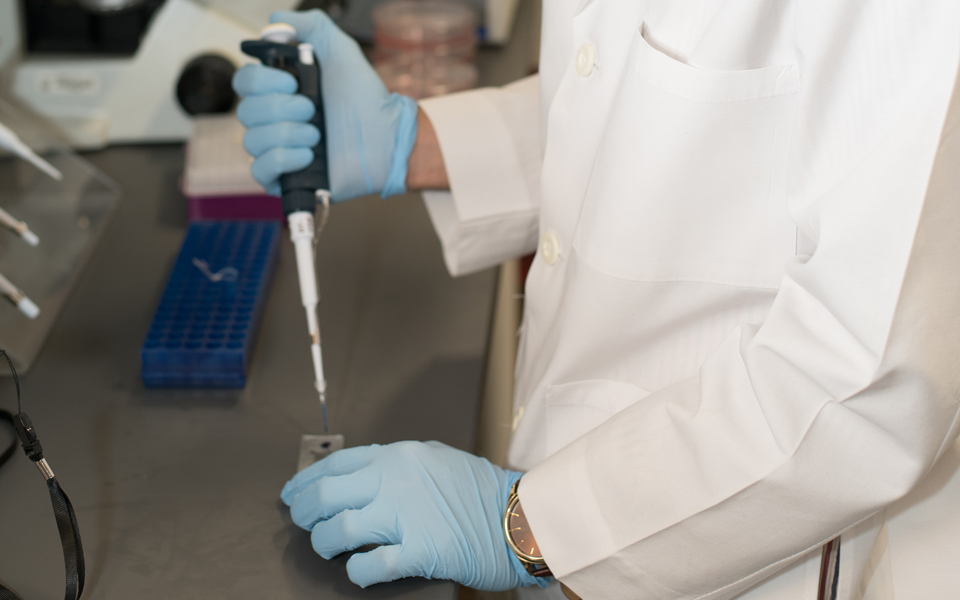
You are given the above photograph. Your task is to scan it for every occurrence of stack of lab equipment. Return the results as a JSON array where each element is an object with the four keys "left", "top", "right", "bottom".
[{"left": 1, "top": 0, "right": 520, "bottom": 149}]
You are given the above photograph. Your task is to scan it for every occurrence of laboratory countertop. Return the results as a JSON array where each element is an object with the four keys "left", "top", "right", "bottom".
[
  {"left": 0, "top": 2, "right": 542, "bottom": 595},
  {"left": 0, "top": 143, "right": 498, "bottom": 599}
]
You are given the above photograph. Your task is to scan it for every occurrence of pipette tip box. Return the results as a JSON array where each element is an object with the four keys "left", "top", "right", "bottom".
[{"left": 141, "top": 220, "right": 280, "bottom": 388}]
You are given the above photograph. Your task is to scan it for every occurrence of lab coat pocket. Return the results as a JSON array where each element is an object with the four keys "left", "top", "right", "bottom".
[
  {"left": 544, "top": 379, "right": 651, "bottom": 458},
  {"left": 573, "top": 24, "right": 801, "bottom": 288}
]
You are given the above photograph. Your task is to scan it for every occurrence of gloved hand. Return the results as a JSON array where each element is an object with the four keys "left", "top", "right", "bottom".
[
  {"left": 281, "top": 441, "right": 549, "bottom": 590},
  {"left": 232, "top": 10, "right": 418, "bottom": 200}
]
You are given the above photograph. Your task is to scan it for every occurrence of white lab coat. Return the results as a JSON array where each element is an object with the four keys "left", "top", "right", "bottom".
[{"left": 419, "top": 1, "right": 960, "bottom": 598}]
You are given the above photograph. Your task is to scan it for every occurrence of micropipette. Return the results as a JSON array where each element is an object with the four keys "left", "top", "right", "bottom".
[
  {"left": 0, "top": 206, "right": 39, "bottom": 246},
  {"left": 0, "top": 272, "right": 40, "bottom": 319},
  {"left": 0, "top": 121, "right": 62, "bottom": 181},
  {"left": 242, "top": 24, "right": 331, "bottom": 435}
]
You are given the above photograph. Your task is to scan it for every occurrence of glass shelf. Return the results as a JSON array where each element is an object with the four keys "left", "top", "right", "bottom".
[{"left": 0, "top": 95, "right": 120, "bottom": 372}]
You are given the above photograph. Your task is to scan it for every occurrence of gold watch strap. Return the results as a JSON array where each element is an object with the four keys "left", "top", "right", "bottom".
[
  {"left": 525, "top": 562, "right": 552, "bottom": 577},
  {"left": 509, "top": 479, "right": 520, "bottom": 500},
  {"left": 561, "top": 583, "right": 582, "bottom": 600}
]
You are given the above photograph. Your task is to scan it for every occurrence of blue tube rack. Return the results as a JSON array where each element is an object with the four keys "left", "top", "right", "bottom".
[{"left": 141, "top": 221, "right": 280, "bottom": 388}]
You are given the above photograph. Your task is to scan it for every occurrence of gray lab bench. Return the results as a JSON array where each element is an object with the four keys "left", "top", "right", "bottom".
[
  {"left": 0, "top": 143, "right": 495, "bottom": 598},
  {"left": 0, "top": 3, "right": 542, "bottom": 595}
]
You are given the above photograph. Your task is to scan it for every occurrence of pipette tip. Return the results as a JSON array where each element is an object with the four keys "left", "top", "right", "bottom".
[
  {"left": 21, "top": 230, "right": 39, "bottom": 247},
  {"left": 22, "top": 147, "right": 62, "bottom": 181},
  {"left": 34, "top": 158, "right": 63, "bottom": 181},
  {"left": 17, "top": 297, "right": 39, "bottom": 319},
  {"left": 320, "top": 400, "right": 328, "bottom": 433}
]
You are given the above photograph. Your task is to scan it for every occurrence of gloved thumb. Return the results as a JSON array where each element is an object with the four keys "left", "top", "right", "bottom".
[{"left": 345, "top": 544, "right": 414, "bottom": 588}]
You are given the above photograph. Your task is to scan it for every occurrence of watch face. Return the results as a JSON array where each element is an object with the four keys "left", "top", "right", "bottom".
[{"left": 508, "top": 498, "right": 543, "bottom": 560}]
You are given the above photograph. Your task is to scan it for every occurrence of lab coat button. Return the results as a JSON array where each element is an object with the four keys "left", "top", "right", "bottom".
[
  {"left": 540, "top": 231, "right": 561, "bottom": 265},
  {"left": 576, "top": 43, "right": 596, "bottom": 77}
]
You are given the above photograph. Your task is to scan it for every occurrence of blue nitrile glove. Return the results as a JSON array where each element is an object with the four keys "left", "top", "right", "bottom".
[
  {"left": 232, "top": 9, "right": 418, "bottom": 200},
  {"left": 281, "top": 441, "right": 549, "bottom": 590}
]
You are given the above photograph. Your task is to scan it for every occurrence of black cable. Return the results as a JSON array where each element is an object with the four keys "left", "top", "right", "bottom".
[
  {"left": 0, "top": 350, "right": 22, "bottom": 414},
  {"left": 0, "top": 411, "right": 15, "bottom": 470},
  {"left": 0, "top": 349, "right": 85, "bottom": 600},
  {"left": 0, "top": 351, "right": 20, "bottom": 470},
  {"left": 0, "top": 354, "right": 24, "bottom": 599},
  {"left": 0, "top": 411, "right": 15, "bottom": 469}
]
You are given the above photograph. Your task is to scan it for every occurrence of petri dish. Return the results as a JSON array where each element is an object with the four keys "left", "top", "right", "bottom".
[{"left": 372, "top": 0, "right": 479, "bottom": 99}]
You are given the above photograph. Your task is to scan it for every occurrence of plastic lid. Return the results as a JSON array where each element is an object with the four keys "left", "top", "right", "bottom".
[{"left": 372, "top": 0, "right": 478, "bottom": 52}]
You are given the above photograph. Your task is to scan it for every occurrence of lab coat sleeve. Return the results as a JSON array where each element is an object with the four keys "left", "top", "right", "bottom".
[
  {"left": 419, "top": 75, "right": 542, "bottom": 276},
  {"left": 520, "top": 3, "right": 960, "bottom": 599}
]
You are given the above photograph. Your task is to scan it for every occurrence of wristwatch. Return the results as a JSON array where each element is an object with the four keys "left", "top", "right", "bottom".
[
  {"left": 503, "top": 480, "right": 582, "bottom": 599},
  {"left": 503, "top": 480, "right": 552, "bottom": 578}
]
